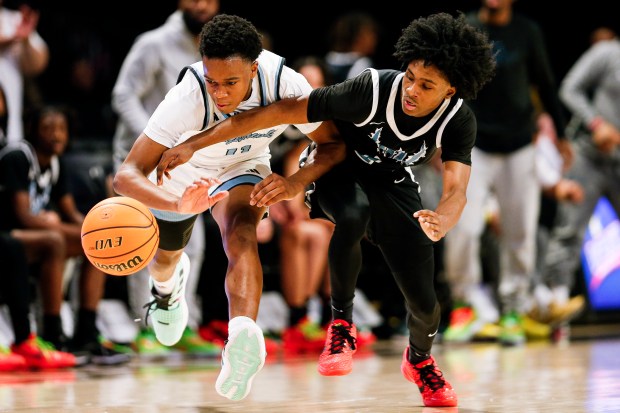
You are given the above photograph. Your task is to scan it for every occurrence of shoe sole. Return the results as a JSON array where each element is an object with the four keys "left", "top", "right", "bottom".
[
  {"left": 318, "top": 364, "right": 352, "bottom": 376},
  {"left": 90, "top": 353, "right": 132, "bottom": 366},
  {"left": 215, "top": 327, "right": 265, "bottom": 401}
]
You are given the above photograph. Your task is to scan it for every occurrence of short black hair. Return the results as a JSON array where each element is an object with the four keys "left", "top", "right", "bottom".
[
  {"left": 199, "top": 14, "right": 263, "bottom": 62},
  {"left": 393, "top": 12, "right": 496, "bottom": 100},
  {"left": 24, "top": 105, "right": 72, "bottom": 147}
]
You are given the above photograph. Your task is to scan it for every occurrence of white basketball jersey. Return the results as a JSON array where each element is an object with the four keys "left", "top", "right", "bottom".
[{"left": 144, "top": 50, "right": 320, "bottom": 169}]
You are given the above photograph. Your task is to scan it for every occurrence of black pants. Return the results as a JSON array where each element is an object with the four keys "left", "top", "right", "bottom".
[
  {"left": 312, "top": 164, "right": 440, "bottom": 353},
  {"left": 0, "top": 233, "right": 32, "bottom": 344}
]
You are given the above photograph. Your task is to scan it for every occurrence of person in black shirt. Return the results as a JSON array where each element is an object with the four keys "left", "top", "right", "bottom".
[
  {"left": 154, "top": 12, "right": 495, "bottom": 407},
  {"left": 0, "top": 105, "right": 131, "bottom": 366},
  {"left": 442, "top": 0, "right": 574, "bottom": 347}
]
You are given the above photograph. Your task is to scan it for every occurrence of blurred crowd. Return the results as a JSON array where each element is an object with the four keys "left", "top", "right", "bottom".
[{"left": 1, "top": 0, "right": 619, "bottom": 372}]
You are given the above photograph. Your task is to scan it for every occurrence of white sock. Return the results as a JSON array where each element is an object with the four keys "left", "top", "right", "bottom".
[
  {"left": 469, "top": 284, "right": 500, "bottom": 323},
  {"left": 552, "top": 285, "right": 569, "bottom": 305},
  {"left": 152, "top": 273, "right": 177, "bottom": 296},
  {"left": 228, "top": 316, "right": 256, "bottom": 333},
  {"left": 534, "top": 284, "right": 554, "bottom": 308}
]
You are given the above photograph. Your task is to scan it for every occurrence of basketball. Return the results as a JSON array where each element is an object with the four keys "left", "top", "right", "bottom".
[{"left": 81, "top": 196, "right": 159, "bottom": 276}]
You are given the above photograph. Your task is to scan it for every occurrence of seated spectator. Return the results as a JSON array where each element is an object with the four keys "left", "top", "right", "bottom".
[
  {"left": 0, "top": 105, "right": 130, "bottom": 366},
  {"left": 0, "top": 231, "right": 76, "bottom": 370}
]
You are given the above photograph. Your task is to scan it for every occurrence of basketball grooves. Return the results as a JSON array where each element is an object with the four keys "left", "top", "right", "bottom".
[
  {"left": 81, "top": 202, "right": 155, "bottom": 238},
  {"left": 86, "top": 229, "right": 158, "bottom": 260},
  {"left": 82, "top": 200, "right": 159, "bottom": 260}
]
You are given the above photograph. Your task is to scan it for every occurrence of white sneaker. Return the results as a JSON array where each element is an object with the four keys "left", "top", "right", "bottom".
[
  {"left": 215, "top": 316, "right": 266, "bottom": 401},
  {"left": 143, "top": 252, "right": 190, "bottom": 346}
]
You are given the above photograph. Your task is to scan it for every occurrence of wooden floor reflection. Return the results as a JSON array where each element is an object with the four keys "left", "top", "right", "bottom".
[{"left": 1, "top": 334, "right": 620, "bottom": 413}]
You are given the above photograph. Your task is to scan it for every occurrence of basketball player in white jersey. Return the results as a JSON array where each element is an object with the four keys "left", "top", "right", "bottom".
[
  {"left": 113, "top": 14, "right": 344, "bottom": 401},
  {"left": 154, "top": 13, "right": 496, "bottom": 408}
]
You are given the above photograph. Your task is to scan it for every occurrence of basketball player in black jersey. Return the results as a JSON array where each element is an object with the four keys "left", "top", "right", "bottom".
[{"left": 155, "top": 12, "right": 496, "bottom": 407}]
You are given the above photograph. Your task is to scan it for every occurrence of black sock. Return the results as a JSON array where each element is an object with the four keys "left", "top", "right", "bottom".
[
  {"left": 41, "top": 314, "right": 63, "bottom": 346},
  {"left": 320, "top": 298, "right": 332, "bottom": 326},
  {"left": 73, "top": 308, "right": 99, "bottom": 346},
  {"left": 331, "top": 300, "right": 354, "bottom": 324},
  {"left": 408, "top": 345, "right": 431, "bottom": 365},
  {"left": 12, "top": 324, "right": 31, "bottom": 346},
  {"left": 288, "top": 305, "right": 307, "bottom": 327}
]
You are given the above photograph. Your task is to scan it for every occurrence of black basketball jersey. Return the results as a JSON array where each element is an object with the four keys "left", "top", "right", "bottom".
[{"left": 307, "top": 68, "right": 476, "bottom": 174}]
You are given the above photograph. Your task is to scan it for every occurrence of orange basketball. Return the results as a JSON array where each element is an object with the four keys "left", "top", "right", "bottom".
[{"left": 81, "top": 196, "right": 159, "bottom": 276}]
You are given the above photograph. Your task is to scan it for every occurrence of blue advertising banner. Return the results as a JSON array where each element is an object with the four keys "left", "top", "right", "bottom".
[{"left": 581, "top": 197, "right": 620, "bottom": 310}]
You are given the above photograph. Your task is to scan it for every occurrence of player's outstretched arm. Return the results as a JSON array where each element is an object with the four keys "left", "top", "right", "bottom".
[
  {"left": 250, "top": 121, "right": 345, "bottom": 207},
  {"left": 113, "top": 134, "right": 226, "bottom": 214},
  {"left": 414, "top": 160, "right": 470, "bottom": 242},
  {"left": 156, "top": 96, "right": 311, "bottom": 184}
]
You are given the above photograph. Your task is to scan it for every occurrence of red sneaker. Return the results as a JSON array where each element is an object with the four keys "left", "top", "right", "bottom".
[
  {"left": 0, "top": 346, "right": 26, "bottom": 371},
  {"left": 11, "top": 334, "right": 76, "bottom": 369},
  {"left": 318, "top": 319, "right": 357, "bottom": 376},
  {"left": 283, "top": 317, "right": 326, "bottom": 354},
  {"left": 401, "top": 348, "right": 457, "bottom": 407},
  {"left": 356, "top": 328, "right": 377, "bottom": 349},
  {"left": 263, "top": 336, "right": 281, "bottom": 355},
  {"left": 199, "top": 320, "right": 229, "bottom": 347}
]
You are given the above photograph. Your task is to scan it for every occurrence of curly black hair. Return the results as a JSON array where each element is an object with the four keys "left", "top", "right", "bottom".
[
  {"left": 199, "top": 14, "right": 263, "bottom": 62},
  {"left": 393, "top": 12, "right": 496, "bottom": 100}
]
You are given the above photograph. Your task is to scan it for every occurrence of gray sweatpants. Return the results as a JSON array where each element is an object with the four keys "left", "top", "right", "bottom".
[{"left": 444, "top": 144, "right": 541, "bottom": 314}]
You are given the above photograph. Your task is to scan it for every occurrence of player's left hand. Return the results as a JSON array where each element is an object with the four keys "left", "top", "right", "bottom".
[
  {"left": 250, "top": 173, "right": 304, "bottom": 207},
  {"left": 156, "top": 145, "right": 195, "bottom": 185},
  {"left": 414, "top": 209, "right": 445, "bottom": 242},
  {"left": 178, "top": 177, "right": 228, "bottom": 214}
]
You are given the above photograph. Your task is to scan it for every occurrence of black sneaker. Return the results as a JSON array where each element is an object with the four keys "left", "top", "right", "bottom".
[{"left": 69, "top": 339, "right": 132, "bottom": 366}]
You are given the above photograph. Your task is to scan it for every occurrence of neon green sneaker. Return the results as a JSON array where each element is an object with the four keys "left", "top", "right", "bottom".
[
  {"left": 133, "top": 329, "right": 171, "bottom": 357},
  {"left": 215, "top": 317, "right": 266, "bottom": 401},
  {"left": 443, "top": 306, "right": 483, "bottom": 343},
  {"left": 173, "top": 326, "right": 222, "bottom": 357},
  {"left": 499, "top": 312, "right": 526, "bottom": 346},
  {"left": 143, "top": 252, "right": 190, "bottom": 346}
]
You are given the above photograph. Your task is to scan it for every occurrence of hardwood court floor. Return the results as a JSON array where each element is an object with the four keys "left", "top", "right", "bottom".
[{"left": 1, "top": 333, "right": 619, "bottom": 413}]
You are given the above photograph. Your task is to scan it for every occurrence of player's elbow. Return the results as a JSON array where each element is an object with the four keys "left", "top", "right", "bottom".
[{"left": 112, "top": 168, "right": 131, "bottom": 196}]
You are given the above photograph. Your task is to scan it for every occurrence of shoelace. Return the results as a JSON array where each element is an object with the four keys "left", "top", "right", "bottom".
[
  {"left": 327, "top": 324, "right": 357, "bottom": 354},
  {"left": 143, "top": 291, "right": 173, "bottom": 327},
  {"left": 142, "top": 270, "right": 185, "bottom": 327},
  {"left": 417, "top": 362, "right": 447, "bottom": 391}
]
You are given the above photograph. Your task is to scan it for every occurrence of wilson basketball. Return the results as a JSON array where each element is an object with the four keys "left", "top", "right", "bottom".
[{"left": 81, "top": 196, "right": 159, "bottom": 276}]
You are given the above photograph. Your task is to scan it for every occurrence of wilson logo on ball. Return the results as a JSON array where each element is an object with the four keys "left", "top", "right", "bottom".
[{"left": 93, "top": 255, "right": 145, "bottom": 273}]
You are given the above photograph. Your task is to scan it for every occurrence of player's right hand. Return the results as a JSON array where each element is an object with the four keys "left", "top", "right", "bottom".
[
  {"left": 156, "top": 145, "right": 195, "bottom": 185},
  {"left": 177, "top": 177, "right": 229, "bottom": 214}
]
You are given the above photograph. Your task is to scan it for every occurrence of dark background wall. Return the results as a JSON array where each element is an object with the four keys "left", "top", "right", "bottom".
[{"left": 5, "top": 0, "right": 617, "bottom": 139}]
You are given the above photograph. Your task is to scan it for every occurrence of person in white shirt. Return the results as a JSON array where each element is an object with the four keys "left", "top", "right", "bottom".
[
  {"left": 113, "top": 14, "right": 344, "bottom": 401},
  {"left": 0, "top": 0, "right": 48, "bottom": 142}
]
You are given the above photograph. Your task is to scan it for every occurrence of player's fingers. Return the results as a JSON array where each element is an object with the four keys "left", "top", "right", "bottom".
[
  {"left": 250, "top": 181, "right": 277, "bottom": 206},
  {"left": 208, "top": 190, "right": 229, "bottom": 208},
  {"left": 199, "top": 177, "right": 221, "bottom": 189},
  {"left": 256, "top": 186, "right": 284, "bottom": 207},
  {"left": 156, "top": 156, "right": 174, "bottom": 184}
]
